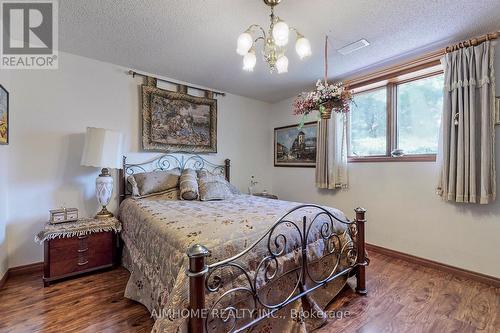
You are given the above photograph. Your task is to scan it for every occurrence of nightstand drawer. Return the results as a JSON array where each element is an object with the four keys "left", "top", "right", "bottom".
[
  {"left": 45, "top": 232, "right": 115, "bottom": 282},
  {"left": 49, "top": 248, "right": 113, "bottom": 277},
  {"left": 49, "top": 232, "right": 113, "bottom": 260}
]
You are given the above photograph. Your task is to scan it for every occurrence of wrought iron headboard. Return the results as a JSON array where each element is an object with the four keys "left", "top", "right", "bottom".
[{"left": 119, "top": 153, "right": 230, "bottom": 202}]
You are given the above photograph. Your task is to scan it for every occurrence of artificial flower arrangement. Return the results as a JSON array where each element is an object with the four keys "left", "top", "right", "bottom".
[{"left": 293, "top": 80, "right": 353, "bottom": 126}]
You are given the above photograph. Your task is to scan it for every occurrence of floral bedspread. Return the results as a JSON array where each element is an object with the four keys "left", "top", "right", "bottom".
[{"left": 119, "top": 194, "right": 353, "bottom": 333}]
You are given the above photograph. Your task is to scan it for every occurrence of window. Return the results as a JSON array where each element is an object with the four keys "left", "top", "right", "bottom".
[
  {"left": 348, "top": 68, "right": 444, "bottom": 162},
  {"left": 349, "top": 88, "right": 387, "bottom": 157},
  {"left": 396, "top": 75, "right": 443, "bottom": 155}
]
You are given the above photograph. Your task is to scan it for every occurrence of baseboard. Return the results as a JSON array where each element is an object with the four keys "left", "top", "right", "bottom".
[
  {"left": 8, "top": 262, "right": 43, "bottom": 277},
  {"left": 367, "top": 243, "right": 500, "bottom": 288},
  {"left": 0, "top": 270, "right": 8, "bottom": 289},
  {"left": 3, "top": 250, "right": 499, "bottom": 289},
  {"left": 0, "top": 262, "right": 44, "bottom": 288}
]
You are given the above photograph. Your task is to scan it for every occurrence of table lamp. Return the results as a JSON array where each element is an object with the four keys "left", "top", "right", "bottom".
[{"left": 81, "top": 127, "right": 123, "bottom": 219}]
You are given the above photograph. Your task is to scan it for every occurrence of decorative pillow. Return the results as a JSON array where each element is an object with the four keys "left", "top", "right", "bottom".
[
  {"left": 197, "top": 170, "right": 236, "bottom": 201},
  {"left": 179, "top": 169, "right": 199, "bottom": 200},
  {"left": 128, "top": 168, "right": 181, "bottom": 198},
  {"left": 197, "top": 170, "right": 241, "bottom": 194},
  {"left": 147, "top": 188, "right": 180, "bottom": 201}
]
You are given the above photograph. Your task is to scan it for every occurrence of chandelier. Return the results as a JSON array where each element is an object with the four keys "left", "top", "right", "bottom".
[{"left": 236, "top": 0, "right": 312, "bottom": 73}]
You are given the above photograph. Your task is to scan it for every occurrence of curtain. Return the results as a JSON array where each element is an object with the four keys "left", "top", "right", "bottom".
[
  {"left": 315, "top": 112, "right": 348, "bottom": 189},
  {"left": 436, "top": 41, "right": 497, "bottom": 204}
]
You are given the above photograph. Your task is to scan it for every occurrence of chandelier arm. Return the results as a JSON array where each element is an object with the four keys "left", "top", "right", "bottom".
[
  {"left": 254, "top": 36, "right": 265, "bottom": 44},
  {"left": 246, "top": 24, "right": 267, "bottom": 39},
  {"left": 289, "top": 27, "right": 304, "bottom": 39}
]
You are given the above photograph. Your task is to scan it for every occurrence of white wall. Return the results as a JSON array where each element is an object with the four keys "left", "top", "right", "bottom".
[
  {"left": 2, "top": 47, "right": 499, "bottom": 279},
  {"left": 2, "top": 52, "right": 272, "bottom": 267},
  {"left": 0, "top": 147, "right": 8, "bottom": 280},
  {"left": 268, "top": 47, "right": 500, "bottom": 278}
]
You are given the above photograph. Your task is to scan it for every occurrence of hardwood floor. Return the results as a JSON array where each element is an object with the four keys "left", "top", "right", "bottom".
[
  {"left": 320, "top": 252, "right": 500, "bottom": 333},
  {"left": 0, "top": 267, "right": 153, "bottom": 333},
  {"left": 0, "top": 251, "right": 498, "bottom": 332}
]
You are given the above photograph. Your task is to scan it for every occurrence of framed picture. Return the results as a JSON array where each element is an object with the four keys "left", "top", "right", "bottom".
[
  {"left": 274, "top": 121, "right": 317, "bottom": 167},
  {"left": 0, "top": 85, "right": 8, "bottom": 145},
  {"left": 142, "top": 85, "right": 217, "bottom": 153}
]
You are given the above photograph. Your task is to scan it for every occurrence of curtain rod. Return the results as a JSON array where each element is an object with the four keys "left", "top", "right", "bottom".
[
  {"left": 128, "top": 70, "right": 226, "bottom": 97},
  {"left": 444, "top": 31, "right": 499, "bottom": 53}
]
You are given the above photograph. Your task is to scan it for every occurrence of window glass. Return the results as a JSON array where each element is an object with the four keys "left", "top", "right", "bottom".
[
  {"left": 396, "top": 75, "right": 444, "bottom": 154},
  {"left": 349, "top": 88, "right": 387, "bottom": 156}
]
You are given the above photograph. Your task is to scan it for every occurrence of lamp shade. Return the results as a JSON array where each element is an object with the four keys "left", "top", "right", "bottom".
[{"left": 81, "top": 127, "right": 123, "bottom": 169}]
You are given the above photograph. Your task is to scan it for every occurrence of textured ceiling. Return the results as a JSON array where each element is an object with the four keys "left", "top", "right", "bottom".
[{"left": 59, "top": 0, "right": 500, "bottom": 102}]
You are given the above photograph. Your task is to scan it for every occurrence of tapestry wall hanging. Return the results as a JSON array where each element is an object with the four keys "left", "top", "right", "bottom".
[
  {"left": 274, "top": 121, "right": 317, "bottom": 167},
  {"left": 0, "top": 85, "right": 8, "bottom": 145},
  {"left": 142, "top": 85, "right": 217, "bottom": 153}
]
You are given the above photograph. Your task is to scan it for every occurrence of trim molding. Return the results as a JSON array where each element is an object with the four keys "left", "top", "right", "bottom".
[
  {"left": 348, "top": 154, "right": 436, "bottom": 163},
  {"left": 0, "top": 262, "right": 44, "bottom": 289},
  {"left": 2, "top": 249, "right": 500, "bottom": 289},
  {"left": 0, "top": 270, "right": 8, "bottom": 289},
  {"left": 8, "top": 262, "right": 43, "bottom": 276},
  {"left": 347, "top": 59, "right": 441, "bottom": 89},
  {"left": 367, "top": 244, "right": 500, "bottom": 288}
]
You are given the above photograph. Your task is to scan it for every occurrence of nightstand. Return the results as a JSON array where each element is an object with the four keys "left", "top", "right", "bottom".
[
  {"left": 36, "top": 217, "right": 121, "bottom": 287},
  {"left": 253, "top": 192, "right": 278, "bottom": 200}
]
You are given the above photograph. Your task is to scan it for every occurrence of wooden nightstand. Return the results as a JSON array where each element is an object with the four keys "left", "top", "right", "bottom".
[
  {"left": 36, "top": 217, "right": 121, "bottom": 287},
  {"left": 253, "top": 192, "right": 278, "bottom": 200}
]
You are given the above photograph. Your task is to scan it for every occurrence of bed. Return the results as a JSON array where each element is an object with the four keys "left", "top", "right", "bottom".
[{"left": 118, "top": 154, "right": 368, "bottom": 333}]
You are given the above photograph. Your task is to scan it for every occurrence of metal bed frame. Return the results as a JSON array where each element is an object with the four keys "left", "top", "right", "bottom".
[{"left": 119, "top": 153, "right": 368, "bottom": 333}]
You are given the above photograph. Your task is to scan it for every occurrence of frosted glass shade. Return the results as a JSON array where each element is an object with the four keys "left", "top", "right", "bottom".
[
  {"left": 236, "top": 32, "right": 253, "bottom": 55},
  {"left": 243, "top": 50, "right": 257, "bottom": 71},
  {"left": 295, "top": 37, "right": 312, "bottom": 59},
  {"left": 81, "top": 127, "right": 123, "bottom": 169},
  {"left": 272, "top": 21, "right": 289, "bottom": 46},
  {"left": 276, "top": 55, "right": 288, "bottom": 74}
]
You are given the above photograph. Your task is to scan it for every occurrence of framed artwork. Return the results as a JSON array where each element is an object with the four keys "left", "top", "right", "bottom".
[
  {"left": 274, "top": 121, "right": 317, "bottom": 167},
  {"left": 142, "top": 85, "right": 217, "bottom": 153},
  {"left": 0, "top": 85, "right": 8, "bottom": 145}
]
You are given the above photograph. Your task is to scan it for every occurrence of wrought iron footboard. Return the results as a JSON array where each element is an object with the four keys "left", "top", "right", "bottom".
[{"left": 185, "top": 206, "right": 368, "bottom": 333}]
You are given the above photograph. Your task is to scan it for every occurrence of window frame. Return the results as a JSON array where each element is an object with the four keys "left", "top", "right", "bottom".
[{"left": 347, "top": 66, "right": 443, "bottom": 163}]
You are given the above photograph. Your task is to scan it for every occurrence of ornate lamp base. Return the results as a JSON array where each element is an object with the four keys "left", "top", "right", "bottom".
[
  {"left": 96, "top": 206, "right": 114, "bottom": 219},
  {"left": 95, "top": 168, "right": 114, "bottom": 219}
]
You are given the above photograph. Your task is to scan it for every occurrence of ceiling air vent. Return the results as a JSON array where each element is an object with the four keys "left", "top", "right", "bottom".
[{"left": 337, "top": 39, "right": 370, "bottom": 55}]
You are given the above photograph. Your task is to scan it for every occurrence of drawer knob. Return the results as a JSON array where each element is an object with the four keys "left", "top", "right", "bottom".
[
  {"left": 77, "top": 260, "right": 89, "bottom": 266},
  {"left": 77, "top": 248, "right": 88, "bottom": 253}
]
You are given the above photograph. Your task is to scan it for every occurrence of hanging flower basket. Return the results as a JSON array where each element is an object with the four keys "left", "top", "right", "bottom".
[
  {"left": 293, "top": 35, "right": 353, "bottom": 124},
  {"left": 293, "top": 80, "right": 353, "bottom": 121}
]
